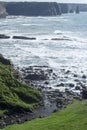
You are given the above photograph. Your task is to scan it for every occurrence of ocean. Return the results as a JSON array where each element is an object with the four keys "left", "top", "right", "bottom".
[{"left": 0, "top": 12, "right": 87, "bottom": 91}]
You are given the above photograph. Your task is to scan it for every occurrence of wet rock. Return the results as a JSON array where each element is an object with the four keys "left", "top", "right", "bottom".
[
  {"left": 51, "top": 38, "right": 71, "bottom": 41},
  {"left": 73, "top": 74, "right": 78, "bottom": 77},
  {"left": 82, "top": 75, "right": 86, "bottom": 79},
  {"left": 82, "top": 88, "right": 87, "bottom": 99},
  {"left": 75, "top": 86, "right": 81, "bottom": 90},
  {"left": 44, "top": 81, "right": 49, "bottom": 85},
  {"left": 13, "top": 36, "right": 36, "bottom": 40},
  {"left": 21, "top": 66, "right": 56, "bottom": 82},
  {"left": 0, "top": 34, "right": 10, "bottom": 39},
  {"left": 57, "top": 83, "right": 64, "bottom": 87},
  {"left": 65, "top": 70, "right": 71, "bottom": 74},
  {"left": 69, "top": 83, "right": 74, "bottom": 88},
  {"left": 0, "top": 54, "right": 12, "bottom": 65},
  {"left": 25, "top": 73, "right": 47, "bottom": 80}
]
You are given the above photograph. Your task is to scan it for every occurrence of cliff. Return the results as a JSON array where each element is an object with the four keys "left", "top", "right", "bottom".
[
  {"left": 0, "top": 2, "right": 87, "bottom": 17},
  {"left": 0, "top": 54, "right": 42, "bottom": 117},
  {"left": 6, "top": 2, "right": 62, "bottom": 16}
]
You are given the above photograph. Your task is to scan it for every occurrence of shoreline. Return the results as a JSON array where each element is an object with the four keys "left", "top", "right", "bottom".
[{"left": 0, "top": 54, "right": 87, "bottom": 128}]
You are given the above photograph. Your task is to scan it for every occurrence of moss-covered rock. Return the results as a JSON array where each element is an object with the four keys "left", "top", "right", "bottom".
[{"left": 0, "top": 54, "right": 42, "bottom": 115}]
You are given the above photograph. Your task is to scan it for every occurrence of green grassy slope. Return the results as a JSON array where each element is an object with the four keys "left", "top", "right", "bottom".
[
  {"left": 0, "top": 58, "right": 42, "bottom": 115},
  {"left": 2, "top": 100, "right": 87, "bottom": 130}
]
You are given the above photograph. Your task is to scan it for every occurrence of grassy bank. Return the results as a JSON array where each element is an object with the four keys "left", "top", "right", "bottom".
[
  {"left": 2, "top": 100, "right": 87, "bottom": 130},
  {"left": 0, "top": 55, "right": 42, "bottom": 116}
]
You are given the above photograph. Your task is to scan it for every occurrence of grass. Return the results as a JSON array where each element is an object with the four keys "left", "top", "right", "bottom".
[
  {"left": 2, "top": 100, "right": 87, "bottom": 130},
  {"left": 0, "top": 59, "right": 42, "bottom": 115}
]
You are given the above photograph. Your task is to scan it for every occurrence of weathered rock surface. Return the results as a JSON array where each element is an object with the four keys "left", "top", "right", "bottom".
[
  {"left": 0, "top": 54, "right": 12, "bottom": 65},
  {"left": 6, "top": 2, "right": 62, "bottom": 16},
  {"left": 13, "top": 36, "right": 36, "bottom": 40},
  {"left": 0, "top": 34, "right": 10, "bottom": 39}
]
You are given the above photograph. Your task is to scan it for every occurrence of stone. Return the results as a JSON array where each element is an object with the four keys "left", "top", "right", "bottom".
[
  {"left": 75, "top": 86, "right": 81, "bottom": 90},
  {"left": 82, "top": 88, "right": 87, "bottom": 99},
  {"left": 44, "top": 81, "right": 49, "bottom": 85},
  {"left": 73, "top": 74, "right": 78, "bottom": 77},
  {"left": 82, "top": 75, "right": 86, "bottom": 79},
  {"left": 57, "top": 83, "right": 64, "bottom": 87},
  {"left": 0, "top": 54, "right": 12, "bottom": 65},
  {"left": 13, "top": 36, "right": 36, "bottom": 40},
  {"left": 69, "top": 83, "right": 74, "bottom": 88},
  {"left": 25, "top": 73, "right": 47, "bottom": 80},
  {"left": 0, "top": 34, "right": 10, "bottom": 39}
]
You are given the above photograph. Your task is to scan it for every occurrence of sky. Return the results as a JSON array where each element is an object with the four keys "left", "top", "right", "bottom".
[{"left": 0, "top": 0, "right": 87, "bottom": 4}]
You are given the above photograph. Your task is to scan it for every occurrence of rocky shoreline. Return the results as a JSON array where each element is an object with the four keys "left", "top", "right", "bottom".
[
  {"left": 0, "top": 34, "right": 72, "bottom": 41},
  {"left": 0, "top": 55, "right": 87, "bottom": 129}
]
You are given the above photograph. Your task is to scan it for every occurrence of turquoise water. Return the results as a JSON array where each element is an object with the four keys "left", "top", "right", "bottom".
[{"left": 0, "top": 12, "right": 87, "bottom": 74}]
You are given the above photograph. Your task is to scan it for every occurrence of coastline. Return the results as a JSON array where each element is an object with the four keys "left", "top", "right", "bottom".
[
  {"left": 0, "top": 54, "right": 87, "bottom": 128},
  {"left": 0, "top": 54, "right": 73, "bottom": 128}
]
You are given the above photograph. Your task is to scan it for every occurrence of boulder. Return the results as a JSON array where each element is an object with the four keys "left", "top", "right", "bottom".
[
  {"left": 0, "top": 54, "right": 12, "bottom": 65},
  {"left": 25, "top": 73, "right": 47, "bottom": 81}
]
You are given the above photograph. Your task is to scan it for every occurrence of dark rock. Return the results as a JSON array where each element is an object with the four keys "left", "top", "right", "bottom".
[
  {"left": 69, "top": 83, "right": 74, "bottom": 88},
  {"left": 53, "top": 109, "right": 57, "bottom": 113},
  {"left": 25, "top": 73, "right": 47, "bottom": 81},
  {"left": 51, "top": 38, "right": 71, "bottom": 41},
  {"left": 82, "top": 88, "right": 87, "bottom": 99},
  {"left": 57, "top": 83, "right": 64, "bottom": 87},
  {"left": 0, "top": 34, "right": 10, "bottom": 39},
  {"left": 0, "top": 54, "right": 12, "bottom": 65},
  {"left": 82, "top": 75, "right": 86, "bottom": 79},
  {"left": 75, "top": 86, "right": 81, "bottom": 90},
  {"left": 73, "top": 74, "right": 78, "bottom": 77},
  {"left": 65, "top": 70, "right": 71, "bottom": 74},
  {"left": 13, "top": 36, "right": 36, "bottom": 40},
  {"left": 44, "top": 81, "right": 49, "bottom": 85}
]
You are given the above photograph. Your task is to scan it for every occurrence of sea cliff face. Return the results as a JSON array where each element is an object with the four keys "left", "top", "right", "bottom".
[
  {"left": 0, "top": 4, "right": 7, "bottom": 18},
  {"left": 6, "top": 2, "right": 62, "bottom": 16},
  {"left": 0, "top": 2, "right": 87, "bottom": 17}
]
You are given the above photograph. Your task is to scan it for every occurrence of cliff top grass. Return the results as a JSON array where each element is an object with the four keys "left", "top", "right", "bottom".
[
  {"left": 0, "top": 55, "right": 42, "bottom": 116},
  {"left": 2, "top": 100, "right": 87, "bottom": 130}
]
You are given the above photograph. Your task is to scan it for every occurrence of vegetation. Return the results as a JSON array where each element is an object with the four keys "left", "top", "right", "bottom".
[
  {"left": 0, "top": 57, "right": 42, "bottom": 116},
  {"left": 2, "top": 100, "right": 87, "bottom": 130}
]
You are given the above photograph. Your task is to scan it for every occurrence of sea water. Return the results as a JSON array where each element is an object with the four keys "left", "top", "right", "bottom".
[{"left": 0, "top": 12, "right": 87, "bottom": 86}]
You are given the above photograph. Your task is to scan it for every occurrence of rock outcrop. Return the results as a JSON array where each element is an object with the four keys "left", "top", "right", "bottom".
[
  {"left": 0, "top": 34, "right": 10, "bottom": 39},
  {"left": 0, "top": 4, "right": 7, "bottom": 18},
  {"left": 13, "top": 36, "right": 36, "bottom": 40},
  {"left": 0, "top": 54, "right": 12, "bottom": 65}
]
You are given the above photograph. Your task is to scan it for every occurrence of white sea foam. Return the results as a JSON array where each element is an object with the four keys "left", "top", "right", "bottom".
[{"left": 0, "top": 13, "right": 87, "bottom": 73}]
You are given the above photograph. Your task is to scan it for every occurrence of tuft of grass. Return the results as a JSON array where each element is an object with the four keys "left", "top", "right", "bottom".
[
  {"left": 0, "top": 62, "right": 42, "bottom": 114},
  {"left": 2, "top": 100, "right": 87, "bottom": 130}
]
